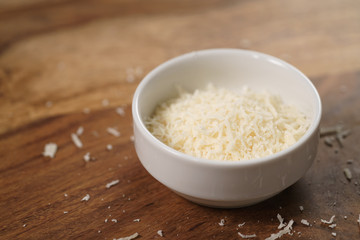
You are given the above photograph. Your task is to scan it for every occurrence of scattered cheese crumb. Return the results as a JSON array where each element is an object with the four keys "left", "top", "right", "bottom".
[
  {"left": 106, "top": 180, "right": 120, "bottom": 189},
  {"left": 83, "top": 108, "right": 91, "bottom": 114},
  {"left": 113, "top": 232, "right": 139, "bottom": 240},
  {"left": 102, "top": 99, "right": 109, "bottom": 107},
  {"left": 218, "top": 219, "right": 225, "bottom": 226},
  {"left": 301, "top": 219, "right": 310, "bottom": 226},
  {"left": 344, "top": 216, "right": 347, "bottom": 220},
  {"left": 81, "top": 194, "right": 90, "bottom": 202},
  {"left": 83, "top": 152, "right": 91, "bottom": 162},
  {"left": 238, "top": 222, "right": 246, "bottom": 227},
  {"left": 238, "top": 232, "right": 256, "bottom": 238},
  {"left": 23, "top": 224, "right": 27, "bottom": 227},
  {"left": 357, "top": 214, "right": 360, "bottom": 225},
  {"left": 105, "top": 219, "right": 108, "bottom": 223},
  {"left": 64, "top": 193, "right": 68, "bottom": 197},
  {"left": 45, "top": 101, "right": 53, "bottom": 108},
  {"left": 106, "top": 144, "right": 113, "bottom": 151},
  {"left": 43, "top": 143, "right": 58, "bottom": 158},
  {"left": 299, "top": 206, "right": 304, "bottom": 212},
  {"left": 112, "top": 219, "right": 118, "bottom": 223},
  {"left": 146, "top": 84, "right": 309, "bottom": 161},
  {"left": 133, "top": 219, "right": 140, "bottom": 222},
  {"left": 265, "top": 219, "right": 294, "bottom": 240},
  {"left": 157, "top": 230, "right": 164, "bottom": 237},
  {"left": 71, "top": 133, "right": 83, "bottom": 148},
  {"left": 343, "top": 168, "right": 352, "bottom": 181},
  {"left": 329, "top": 224, "right": 336, "bottom": 229},
  {"left": 107, "top": 127, "right": 121, "bottom": 137},
  {"left": 64, "top": 211, "right": 68, "bottom": 214},
  {"left": 277, "top": 214, "right": 286, "bottom": 229},
  {"left": 331, "top": 232, "right": 336, "bottom": 237},
  {"left": 116, "top": 107, "right": 125, "bottom": 116},
  {"left": 321, "top": 215, "right": 335, "bottom": 225},
  {"left": 76, "top": 126, "right": 84, "bottom": 136}
]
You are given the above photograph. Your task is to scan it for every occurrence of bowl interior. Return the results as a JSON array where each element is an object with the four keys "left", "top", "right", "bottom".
[{"left": 137, "top": 49, "right": 320, "bottom": 134}]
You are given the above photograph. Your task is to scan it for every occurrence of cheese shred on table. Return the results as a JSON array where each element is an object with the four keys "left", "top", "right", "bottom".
[{"left": 146, "top": 84, "right": 309, "bottom": 161}]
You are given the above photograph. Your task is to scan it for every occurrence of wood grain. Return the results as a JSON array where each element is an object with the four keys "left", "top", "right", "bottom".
[{"left": 0, "top": 0, "right": 360, "bottom": 239}]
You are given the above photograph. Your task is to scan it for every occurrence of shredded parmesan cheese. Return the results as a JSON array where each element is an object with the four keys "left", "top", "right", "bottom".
[
  {"left": 43, "top": 143, "right": 57, "bottom": 158},
  {"left": 81, "top": 194, "right": 90, "bottom": 202},
  {"left": 238, "top": 232, "right": 256, "bottom": 238},
  {"left": 107, "top": 127, "right": 121, "bottom": 137},
  {"left": 321, "top": 215, "right": 335, "bottom": 225},
  {"left": 218, "top": 219, "right": 225, "bottom": 226},
  {"left": 116, "top": 107, "right": 126, "bottom": 116},
  {"left": 133, "top": 219, "right": 140, "bottom": 222},
  {"left": 107, "top": 144, "right": 113, "bottom": 150},
  {"left": 114, "top": 232, "right": 139, "bottom": 240},
  {"left": 238, "top": 222, "right": 246, "bottom": 227},
  {"left": 71, "top": 133, "right": 83, "bottom": 148},
  {"left": 329, "top": 224, "right": 336, "bottom": 229},
  {"left": 146, "top": 84, "right": 309, "bottom": 161},
  {"left": 299, "top": 206, "right": 304, "bottom": 212},
  {"left": 157, "top": 230, "right": 164, "bottom": 237},
  {"left": 343, "top": 168, "right": 352, "bottom": 181},
  {"left": 106, "top": 180, "right": 120, "bottom": 189},
  {"left": 102, "top": 99, "right": 110, "bottom": 106},
  {"left": 277, "top": 214, "right": 286, "bottom": 229},
  {"left": 265, "top": 219, "right": 294, "bottom": 240},
  {"left": 83, "top": 152, "right": 91, "bottom": 162},
  {"left": 76, "top": 126, "right": 84, "bottom": 136},
  {"left": 301, "top": 219, "right": 310, "bottom": 226}
]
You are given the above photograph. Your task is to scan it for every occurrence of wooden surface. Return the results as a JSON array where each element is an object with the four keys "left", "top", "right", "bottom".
[{"left": 1, "top": 0, "right": 360, "bottom": 239}]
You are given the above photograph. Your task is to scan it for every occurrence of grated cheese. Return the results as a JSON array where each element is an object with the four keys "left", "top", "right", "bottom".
[
  {"left": 114, "top": 233, "right": 139, "bottom": 240},
  {"left": 218, "top": 219, "right": 225, "bottom": 226},
  {"left": 83, "top": 152, "right": 91, "bottom": 162},
  {"left": 329, "top": 224, "right": 336, "bottom": 229},
  {"left": 83, "top": 108, "right": 91, "bottom": 114},
  {"left": 157, "top": 230, "right": 164, "bottom": 237},
  {"left": 76, "top": 126, "right": 84, "bottom": 136},
  {"left": 43, "top": 143, "right": 58, "bottom": 158},
  {"left": 116, "top": 107, "right": 126, "bottom": 116},
  {"left": 81, "top": 194, "right": 90, "bottom": 202},
  {"left": 321, "top": 215, "right": 335, "bottom": 225},
  {"left": 102, "top": 99, "right": 109, "bottom": 107},
  {"left": 343, "top": 168, "right": 352, "bottom": 181},
  {"left": 299, "top": 206, "right": 304, "bottom": 212},
  {"left": 277, "top": 214, "right": 286, "bottom": 229},
  {"left": 106, "top": 180, "right": 120, "bottom": 189},
  {"left": 238, "top": 222, "right": 246, "bottom": 227},
  {"left": 238, "top": 232, "right": 256, "bottom": 239},
  {"left": 265, "top": 219, "right": 294, "bottom": 240},
  {"left": 301, "top": 219, "right": 310, "bottom": 226},
  {"left": 107, "top": 127, "right": 121, "bottom": 137},
  {"left": 71, "top": 133, "right": 83, "bottom": 148},
  {"left": 106, "top": 144, "right": 113, "bottom": 151},
  {"left": 146, "top": 84, "right": 309, "bottom": 161}
]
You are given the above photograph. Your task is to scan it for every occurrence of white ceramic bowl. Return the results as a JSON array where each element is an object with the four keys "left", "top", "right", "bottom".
[{"left": 132, "top": 49, "right": 321, "bottom": 208}]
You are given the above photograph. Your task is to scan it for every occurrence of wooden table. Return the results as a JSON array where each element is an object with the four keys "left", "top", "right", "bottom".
[{"left": 1, "top": 0, "right": 359, "bottom": 239}]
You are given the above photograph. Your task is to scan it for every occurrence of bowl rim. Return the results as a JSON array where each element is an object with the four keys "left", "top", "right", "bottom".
[{"left": 132, "top": 48, "right": 322, "bottom": 168}]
